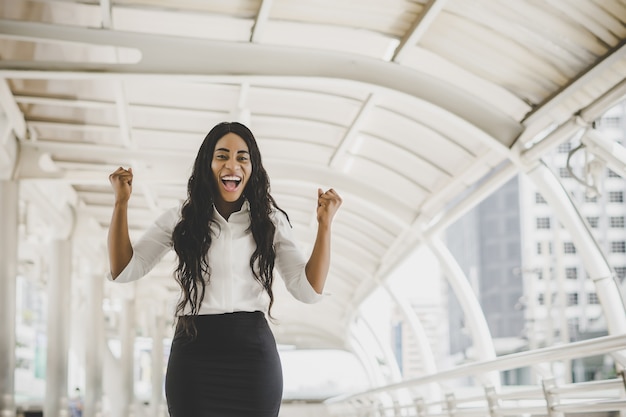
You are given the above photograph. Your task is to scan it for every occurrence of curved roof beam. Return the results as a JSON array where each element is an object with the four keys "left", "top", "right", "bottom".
[
  {"left": 328, "top": 93, "right": 376, "bottom": 169},
  {"left": 515, "top": 39, "right": 626, "bottom": 147},
  {"left": 250, "top": 0, "right": 274, "bottom": 43},
  {"left": 381, "top": 280, "right": 441, "bottom": 398},
  {"left": 0, "top": 19, "right": 522, "bottom": 144},
  {"left": 428, "top": 237, "right": 500, "bottom": 387},
  {"left": 0, "top": 79, "right": 26, "bottom": 140},
  {"left": 392, "top": 0, "right": 449, "bottom": 63}
]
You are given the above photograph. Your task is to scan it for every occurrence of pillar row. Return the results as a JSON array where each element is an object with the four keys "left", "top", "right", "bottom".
[
  {"left": 44, "top": 239, "right": 73, "bottom": 417},
  {"left": 0, "top": 180, "right": 19, "bottom": 417}
]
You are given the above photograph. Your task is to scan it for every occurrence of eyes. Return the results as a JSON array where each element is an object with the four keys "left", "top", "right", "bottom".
[{"left": 214, "top": 152, "right": 249, "bottom": 162}]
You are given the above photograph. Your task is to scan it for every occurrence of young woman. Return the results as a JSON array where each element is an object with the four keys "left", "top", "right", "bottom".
[{"left": 107, "top": 121, "right": 342, "bottom": 417}]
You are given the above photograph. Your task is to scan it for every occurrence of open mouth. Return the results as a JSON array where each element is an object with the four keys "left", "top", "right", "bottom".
[{"left": 221, "top": 175, "right": 242, "bottom": 192}]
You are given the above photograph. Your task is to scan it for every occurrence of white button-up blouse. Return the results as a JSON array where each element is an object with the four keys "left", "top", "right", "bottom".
[{"left": 108, "top": 201, "right": 323, "bottom": 315}]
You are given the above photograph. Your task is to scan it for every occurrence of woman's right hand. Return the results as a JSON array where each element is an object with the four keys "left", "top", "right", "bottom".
[{"left": 109, "top": 167, "right": 133, "bottom": 203}]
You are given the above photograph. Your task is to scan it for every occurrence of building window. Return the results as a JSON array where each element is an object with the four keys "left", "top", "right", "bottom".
[
  {"left": 610, "top": 216, "right": 624, "bottom": 228},
  {"left": 559, "top": 167, "right": 572, "bottom": 178},
  {"left": 610, "top": 241, "right": 626, "bottom": 253},
  {"left": 567, "top": 293, "right": 578, "bottom": 306},
  {"left": 615, "top": 267, "right": 626, "bottom": 280},
  {"left": 568, "top": 318, "right": 580, "bottom": 339},
  {"left": 536, "top": 270, "right": 543, "bottom": 280},
  {"left": 565, "top": 267, "right": 577, "bottom": 280},
  {"left": 535, "top": 193, "right": 547, "bottom": 204},
  {"left": 586, "top": 217, "right": 599, "bottom": 228},
  {"left": 588, "top": 293, "right": 599, "bottom": 305},
  {"left": 537, "top": 242, "right": 553, "bottom": 254},
  {"left": 609, "top": 191, "right": 624, "bottom": 203},
  {"left": 564, "top": 242, "right": 576, "bottom": 254},
  {"left": 537, "top": 294, "right": 544, "bottom": 305},
  {"left": 598, "top": 116, "right": 621, "bottom": 128},
  {"left": 557, "top": 142, "right": 572, "bottom": 153},
  {"left": 607, "top": 169, "right": 621, "bottom": 178},
  {"left": 536, "top": 217, "right": 551, "bottom": 229}
]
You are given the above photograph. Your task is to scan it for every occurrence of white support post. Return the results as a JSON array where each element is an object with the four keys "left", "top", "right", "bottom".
[
  {"left": 0, "top": 180, "right": 18, "bottom": 417},
  {"left": 151, "top": 309, "right": 165, "bottom": 417},
  {"left": 44, "top": 239, "right": 73, "bottom": 417},
  {"left": 84, "top": 272, "right": 104, "bottom": 417},
  {"left": 119, "top": 298, "right": 136, "bottom": 417},
  {"left": 0, "top": 114, "right": 18, "bottom": 180}
]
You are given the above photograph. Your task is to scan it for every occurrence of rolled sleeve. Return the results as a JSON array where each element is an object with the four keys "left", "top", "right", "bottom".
[
  {"left": 106, "top": 252, "right": 145, "bottom": 283},
  {"left": 107, "top": 206, "right": 178, "bottom": 283},
  {"left": 273, "top": 210, "right": 324, "bottom": 304}
]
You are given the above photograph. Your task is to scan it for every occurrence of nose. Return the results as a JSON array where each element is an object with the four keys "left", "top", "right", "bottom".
[{"left": 224, "top": 157, "right": 238, "bottom": 170}]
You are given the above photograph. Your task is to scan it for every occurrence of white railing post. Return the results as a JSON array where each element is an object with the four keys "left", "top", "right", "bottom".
[
  {"left": 444, "top": 392, "right": 456, "bottom": 417},
  {"left": 374, "top": 400, "right": 387, "bottom": 417},
  {"left": 365, "top": 398, "right": 375, "bottom": 417},
  {"left": 541, "top": 378, "right": 564, "bottom": 417},
  {"left": 619, "top": 368, "right": 626, "bottom": 417},
  {"left": 484, "top": 385, "right": 500, "bottom": 417},
  {"left": 412, "top": 397, "right": 425, "bottom": 417}
]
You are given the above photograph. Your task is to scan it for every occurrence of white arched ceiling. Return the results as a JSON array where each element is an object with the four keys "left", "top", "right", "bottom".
[{"left": 1, "top": 0, "right": 625, "bottom": 351}]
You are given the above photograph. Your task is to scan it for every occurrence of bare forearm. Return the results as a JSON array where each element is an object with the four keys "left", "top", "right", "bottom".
[
  {"left": 108, "top": 202, "right": 133, "bottom": 279},
  {"left": 305, "top": 223, "right": 332, "bottom": 294}
]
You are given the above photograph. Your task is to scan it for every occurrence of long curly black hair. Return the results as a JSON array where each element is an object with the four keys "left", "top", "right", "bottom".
[{"left": 172, "top": 121, "right": 287, "bottom": 337}]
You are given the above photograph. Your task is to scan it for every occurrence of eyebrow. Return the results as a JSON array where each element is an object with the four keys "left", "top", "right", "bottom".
[{"left": 215, "top": 148, "right": 250, "bottom": 154}]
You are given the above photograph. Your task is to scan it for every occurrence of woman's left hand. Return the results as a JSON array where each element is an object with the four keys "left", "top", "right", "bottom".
[{"left": 316, "top": 188, "right": 342, "bottom": 225}]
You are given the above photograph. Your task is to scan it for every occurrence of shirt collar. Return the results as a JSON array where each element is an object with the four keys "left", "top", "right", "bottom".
[{"left": 213, "top": 199, "right": 250, "bottom": 223}]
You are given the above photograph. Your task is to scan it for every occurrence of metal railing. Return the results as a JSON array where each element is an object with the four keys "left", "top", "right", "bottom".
[{"left": 325, "top": 334, "right": 626, "bottom": 416}]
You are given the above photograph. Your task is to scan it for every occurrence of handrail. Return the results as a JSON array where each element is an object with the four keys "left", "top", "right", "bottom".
[
  {"left": 553, "top": 399, "right": 626, "bottom": 413},
  {"left": 324, "top": 334, "right": 626, "bottom": 417},
  {"left": 325, "top": 333, "right": 626, "bottom": 404},
  {"left": 549, "top": 377, "right": 623, "bottom": 394}
]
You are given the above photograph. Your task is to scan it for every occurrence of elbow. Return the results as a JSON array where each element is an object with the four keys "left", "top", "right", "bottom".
[{"left": 311, "top": 283, "right": 324, "bottom": 295}]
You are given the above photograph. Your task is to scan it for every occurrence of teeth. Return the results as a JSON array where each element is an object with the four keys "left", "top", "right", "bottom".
[{"left": 222, "top": 176, "right": 241, "bottom": 181}]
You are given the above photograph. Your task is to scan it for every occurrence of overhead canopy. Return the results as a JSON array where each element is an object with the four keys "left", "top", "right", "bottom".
[{"left": 1, "top": 0, "right": 625, "bottom": 350}]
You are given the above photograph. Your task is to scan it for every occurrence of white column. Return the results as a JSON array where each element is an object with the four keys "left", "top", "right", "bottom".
[
  {"left": 0, "top": 180, "right": 18, "bottom": 417},
  {"left": 84, "top": 272, "right": 104, "bottom": 417},
  {"left": 120, "top": 298, "right": 136, "bottom": 417},
  {"left": 151, "top": 310, "right": 165, "bottom": 417},
  {"left": 44, "top": 239, "right": 73, "bottom": 417}
]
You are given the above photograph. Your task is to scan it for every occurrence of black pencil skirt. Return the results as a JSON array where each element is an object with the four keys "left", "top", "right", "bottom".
[{"left": 164, "top": 311, "right": 283, "bottom": 417}]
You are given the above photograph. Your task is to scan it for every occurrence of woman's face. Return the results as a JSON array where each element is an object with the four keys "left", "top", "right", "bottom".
[{"left": 211, "top": 132, "right": 253, "bottom": 205}]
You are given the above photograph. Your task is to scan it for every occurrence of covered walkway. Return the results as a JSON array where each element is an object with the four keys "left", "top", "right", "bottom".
[{"left": 1, "top": 0, "right": 625, "bottom": 416}]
